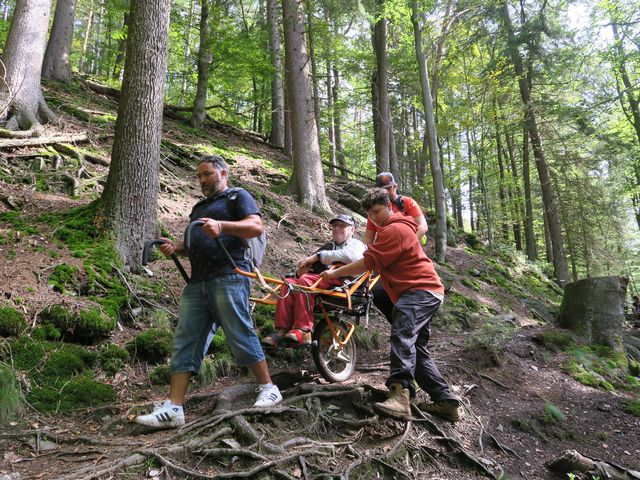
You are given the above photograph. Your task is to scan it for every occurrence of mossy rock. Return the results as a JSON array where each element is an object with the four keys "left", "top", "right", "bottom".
[
  {"left": 40, "top": 304, "right": 115, "bottom": 344},
  {"left": 623, "top": 399, "right": 640, "bottom": 417},
  {"left": 99, "top": 343, "right": 131, "bottom": 376},
  {"left": 28, "top": 375, "right": 117, "bottom": 413},
  {"left": 0, "top": 305, "right": 27, "bottom": 337},
  {"left": 126, "top": 328, "right": 173, "bottom": 363}
]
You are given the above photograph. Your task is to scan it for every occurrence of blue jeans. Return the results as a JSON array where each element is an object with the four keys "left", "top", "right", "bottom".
[{"left": 171, "top": 274, "right": 265, "bottom": 374}]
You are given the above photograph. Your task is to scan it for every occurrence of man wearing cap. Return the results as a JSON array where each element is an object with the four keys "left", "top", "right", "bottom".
[
  {"left": 262, "top": 214, "right": 366, "bottom": 345},
  {"left": 364, "top": 173, "right": 429, "bottom": 323}
]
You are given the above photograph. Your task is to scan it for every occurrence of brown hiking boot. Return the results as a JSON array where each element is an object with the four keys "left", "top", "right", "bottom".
[
  {"left": 418, "top": 400, "right": 460, "bottom": 422},
  {"left": 373, "top": 383, "right": 412, "bottom": 420}
]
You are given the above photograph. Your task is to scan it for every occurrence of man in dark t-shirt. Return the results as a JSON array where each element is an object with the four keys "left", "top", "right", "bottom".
[{"left": 134, "top": 155, "right": 281, "bottom": 429}]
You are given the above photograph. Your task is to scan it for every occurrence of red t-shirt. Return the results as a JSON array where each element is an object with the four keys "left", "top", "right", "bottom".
[{"left": 366, "top": 195, "right": 423, "bottom": 234}]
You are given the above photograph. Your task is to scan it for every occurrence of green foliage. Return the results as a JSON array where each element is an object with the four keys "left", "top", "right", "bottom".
[
  {"left": 542, "top": 402, "right": 565, "bottom": 424},
  {"left": 149, "top": 365, "right": 172, "bottom": 385},
  {"left": 0, "top": 306, "right": 27, "bottom": 337},
  {"left": 99, "top": 343, "right": 131, "bottom": 376},
  {"left": 126, "top": 328, "right": 173, "bottom": 363},
  {"left": 0, "top": 363, "right": 24, "bottom": 423},
  {"left": 447, "top": 291, "right": 480, "bottom": 312},
  {"left": 197, "top": 353, "right": 236, "bottom": 386},
  {"left": 40, "top": 304, "right": 115, "bottom": 344},
  {"left": 353, "top": 325, "right": 383, "bottom": 351},
  {"left": 464, "top": 232, "right": 482, "bottom": 249},
  {"left": 464, "top": 315, "right": 517, "bottom": 355},
  {"left": 623, "top": 399, "right": 640, "bottom": 417}
]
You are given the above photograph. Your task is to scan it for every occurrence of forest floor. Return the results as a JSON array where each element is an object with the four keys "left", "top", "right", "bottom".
[{"left": 0, "top": 80, "right": 639, "bottom": 480}]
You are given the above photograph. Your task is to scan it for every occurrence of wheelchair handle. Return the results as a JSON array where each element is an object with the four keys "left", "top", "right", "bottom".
[
  {"left": 142, "top": 239, "right": 190, "bottom": 283},
  {"left": 184, "top": 220, "right": 238, "bottom": 269}
]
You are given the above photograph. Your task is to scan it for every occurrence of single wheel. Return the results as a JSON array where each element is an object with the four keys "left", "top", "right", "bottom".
[{"left": 311, "top": 317, "right": 357, "bottom": 383}]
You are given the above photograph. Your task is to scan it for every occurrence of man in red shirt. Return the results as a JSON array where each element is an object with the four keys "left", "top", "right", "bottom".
[
  {"left": 363, "top": 173, "right": 428, "bottom": 324},
  {"left": 322, "top": 188, "right": 460, "bottom": 421}
]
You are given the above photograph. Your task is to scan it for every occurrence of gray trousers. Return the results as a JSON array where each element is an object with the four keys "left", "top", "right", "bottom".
[{"left": 387, "top": 289, "right": 457, "bottom": 403}]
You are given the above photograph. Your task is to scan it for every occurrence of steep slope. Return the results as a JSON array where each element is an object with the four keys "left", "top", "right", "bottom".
[{"left": 0, "top": 80, "right": 638, "bottom": 480}]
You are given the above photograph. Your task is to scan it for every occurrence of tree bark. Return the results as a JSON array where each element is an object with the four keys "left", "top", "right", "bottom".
[
  {"left": 282, "top": 0, "right": 330, "bottom": 213},
  {"left": 372, "top": 9, "right": 390, "bottom": 173},
  {"left": 412, "top": 0, "right": 447, "bottom": 262},
  {"left": 0, "top": 0, "right": 58, "bottom": 132},
  {"left": 267, "top": 0, "right": 284, "bottom": 147},
  {"left": 179, "top": 0, "right": 194, "bottom": 106},
  {"left": 500, "top": 1, "right": 569, "bottom": 286},
  {"left": 100, "top": 0, "right": 170, "bottom": 269},
  {"left": 42, "top": 0, "right": 78, "bottom": 82},
  {"left": 522, "top": 128, "right": 536, "bottom": 260},
  {"left": 333, "top": 66, "right": 346, "bottom": 174},
  {"left": 306, "top": 3, "right": 322, "bottom": 146},
  {"left": 191, "top": 0, "right": 213, "bottom": 129}
]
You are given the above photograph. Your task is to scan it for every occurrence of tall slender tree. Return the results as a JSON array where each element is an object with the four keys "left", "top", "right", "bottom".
[
  {"left": 267, "top": 0, "right": 284, "bottom": 147},
  {"left": 282, "top": 0, "right": 331, "bottom": 212}
]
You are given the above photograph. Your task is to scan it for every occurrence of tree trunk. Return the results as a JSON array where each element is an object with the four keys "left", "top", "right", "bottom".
[
  {"left": 282, "top": 0, "right": 330, "bottom": 213},
  {"left": 522, "top": 128, "right": 536, "bottom": 260},
  {"left": 0, "top": 0, "right": 58, "bottom": 132},
  {"left": 112, "top": 13, "right": 129, "bottom": 81},
  {"left": 372, "top": 7, "right": 390, "bottom": 173},
  {"left": 306, "top": 3, "right": 322, "bottom": 146},
  {"left": 179, "top": 0, "right": 195, "bottom": 106},
  {"left": 81, "top": 0, "right": 94, "bottom": 72},
  {"left": 500, "top": 1, "right": 569, "bottom": 286},
  {"left": 505, "top": 129, "right": 523, "bottom": 251},
  {"left": 412, "top": 0, "right": 447, "bottom": 262},
  {"left": 191, "top": 0, "right": 213, "bottom": 129},
  {"left": 284, "top": 85, "right": 293, "bottom": 158},
  {"left": 326, "top": 59, "right": 337, "bottom": 176},
  {"left": 42, "top": 0, "right": 77, "bottom": 82},
  {"left": 333, "top": 66, "right": 346, "bottom": 174},
  {"left": 100, "top": 0, "right": 170, "bottom": 269},
  {"left": 267, "top": 0, "right": 284, "bottom": 147}
]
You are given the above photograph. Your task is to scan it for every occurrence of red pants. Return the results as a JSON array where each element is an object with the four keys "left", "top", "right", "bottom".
[{"left": 274, "top": 273, "right": 340, "bottom": 331}]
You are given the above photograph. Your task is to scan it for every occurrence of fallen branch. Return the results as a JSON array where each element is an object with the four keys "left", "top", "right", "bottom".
[{"left": 0, "top": 133, "right": 91, "bottom": 148}]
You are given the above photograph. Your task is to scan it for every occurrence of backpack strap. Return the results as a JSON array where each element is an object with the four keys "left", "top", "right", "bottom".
[{"left": 394, "top": 195, "right": 407, "bottom": 215}]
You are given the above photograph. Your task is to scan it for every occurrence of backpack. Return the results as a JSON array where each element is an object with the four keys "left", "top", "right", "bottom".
[{"left": 226, "top": 188, "right": 267, "bottom": 268}]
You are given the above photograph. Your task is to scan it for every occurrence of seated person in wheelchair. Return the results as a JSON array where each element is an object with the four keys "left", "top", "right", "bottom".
[{"left": 262, "top": 213, "right": 366, "bottom": 346}]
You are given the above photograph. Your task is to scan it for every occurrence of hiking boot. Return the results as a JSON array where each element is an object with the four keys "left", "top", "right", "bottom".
[
  {"left": 134, "top": 400, "right": 185, "bottom": 429},
  {"left": 262, "top": 328, "right": 287, "bottom": 347},
  {"left": 254, "top": 384, "right": 283, "bottom": 407},
  {"left": 373, "top": 383, "right": 411, "bottom": 420},
  {"left": 418, "top": 399, "right": 460, "bottom": 422},
  {"left": 284, "top": 328, "right": 312, "bottom": 345}
]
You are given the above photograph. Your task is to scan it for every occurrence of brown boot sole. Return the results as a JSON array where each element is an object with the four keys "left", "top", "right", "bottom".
[{"left": 373, "top": 402, "right": 412, "bottom": 421}]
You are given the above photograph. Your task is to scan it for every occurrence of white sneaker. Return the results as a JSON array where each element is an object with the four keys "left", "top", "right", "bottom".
[
  {"left": 253, "top": 384, "right": 282, "bottom": 407},
  {"left": 134, "top": 400, "right": 185, "bottom": 428}
]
